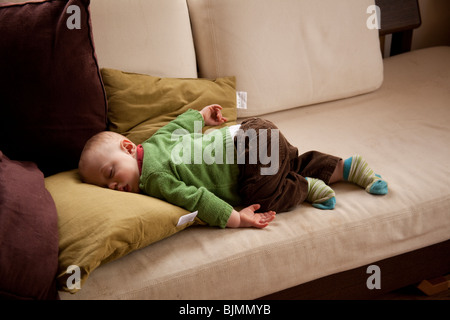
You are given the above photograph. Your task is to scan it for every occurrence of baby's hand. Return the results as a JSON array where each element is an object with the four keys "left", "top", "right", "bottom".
[
  {"left": 200, "top": 104, "right": 228, "bottom": 126},
  {"left": 238, "top": 204, "right": 276, "bottom": 228}
]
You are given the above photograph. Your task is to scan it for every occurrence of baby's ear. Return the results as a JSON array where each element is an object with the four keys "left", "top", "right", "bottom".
[{"left": 120, "top": 139, "right": 137, "bottom": 155}]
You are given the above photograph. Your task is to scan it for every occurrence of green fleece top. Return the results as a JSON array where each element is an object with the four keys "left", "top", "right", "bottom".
[{"left": 139, "top": 109, "right": 241, "bottom": 228}]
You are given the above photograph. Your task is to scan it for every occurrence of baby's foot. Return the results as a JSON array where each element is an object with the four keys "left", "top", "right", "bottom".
[
  {"left": 306, "top": 178, "right": 336, "bottom": 210},
  {"left": 343, "top": 155, "right": 388, "bottom": 195}
]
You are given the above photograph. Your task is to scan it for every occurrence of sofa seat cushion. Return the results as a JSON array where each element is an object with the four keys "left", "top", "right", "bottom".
[{"left": 59, "top": 47, "right": 450, "bottom": 299}]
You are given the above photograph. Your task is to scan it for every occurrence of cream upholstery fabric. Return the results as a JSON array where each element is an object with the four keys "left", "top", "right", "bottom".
[
  {"left": 187, "top": 0, "right": 383, "bottom": 117},
  {"left": 59, "top": 47, "right": 450, "bottom": 300},
  {"left": 90, "top": 0, "right": 197, "bottom": 77}
]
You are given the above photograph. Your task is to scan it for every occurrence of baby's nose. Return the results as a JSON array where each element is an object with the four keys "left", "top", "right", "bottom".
[{"left": 108, "top": 182, "right": 117, "bottom": 190}]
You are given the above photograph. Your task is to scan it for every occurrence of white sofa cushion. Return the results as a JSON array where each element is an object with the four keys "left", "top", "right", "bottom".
[
  {"left": 90, "top": 0, "right": 197, "bottom": 77},
  {"left": 187, "top": 0, "right": 384, "bottom": 117}
]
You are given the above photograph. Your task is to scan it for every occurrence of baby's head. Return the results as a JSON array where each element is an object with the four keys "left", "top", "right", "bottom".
[{"left": 78, "top": 131, "right": 141, "bottom": 193}]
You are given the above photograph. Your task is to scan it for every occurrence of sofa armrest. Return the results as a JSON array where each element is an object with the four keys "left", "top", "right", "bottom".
[{"left": 376, "top": 0, "right": 421, "bottom": 56}]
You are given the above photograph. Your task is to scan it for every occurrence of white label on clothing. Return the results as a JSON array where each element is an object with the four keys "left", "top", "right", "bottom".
[
  {"left": 228, "top": 124, "right": 242, "bottom": 139},
  {"left": 236, "top": 91, "right": 247, "bottom": 109},
  {"left": 177, "top": 211, "right": 198, "bottom": 226}
]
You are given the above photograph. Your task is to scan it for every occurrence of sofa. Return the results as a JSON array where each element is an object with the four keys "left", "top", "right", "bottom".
[{"left": 0, "top": 0, "right": 449, "bottom": 300}]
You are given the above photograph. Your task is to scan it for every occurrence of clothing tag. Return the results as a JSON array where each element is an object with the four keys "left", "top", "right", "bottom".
[
  {"left": 228, "top": 124, "right": 242, "bottom": 139},
  {"left": 236, "top": 91, "right": 247, "bottom": 109},
  {"left": 177, "top": 211, "right": 198, "bottom": 226}
]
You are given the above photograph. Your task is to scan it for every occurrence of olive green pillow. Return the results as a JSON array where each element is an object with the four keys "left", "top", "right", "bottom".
[
  {"left": 101, "top": 68, "right": 237, "bottom": 144},
  {"left": 45, "top": 170, "right": 204, "bottom": 293}
]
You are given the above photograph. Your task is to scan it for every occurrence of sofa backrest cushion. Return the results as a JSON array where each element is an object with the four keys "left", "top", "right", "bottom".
[
  {"left": 187, "top": 0, "right": 384, "bottom": 117},
  {"left": 0, "top": 0, "right": 107, "bottom": 176},
  {"left": 90, "top": 0, "right": 198, "bottom": 78}
]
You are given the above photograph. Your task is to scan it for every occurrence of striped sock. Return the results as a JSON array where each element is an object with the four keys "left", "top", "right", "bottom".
[
  {"left": 306, "top": 178, "right": 336, "bottom": 210},
  {"left": 343, "top": 155, "right": 388, "bottom": 195}
]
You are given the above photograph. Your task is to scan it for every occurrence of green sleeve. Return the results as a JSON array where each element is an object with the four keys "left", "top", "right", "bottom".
[
  {"left": 154, "top": 109, "right": 204, "bottom": 136},
  {"left": 142, "top": 172, "right": 233, "bottom": 228}
]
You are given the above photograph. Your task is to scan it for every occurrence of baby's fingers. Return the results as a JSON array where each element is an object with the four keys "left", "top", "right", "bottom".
[
  {"left": 256, "top": 211, "right": 276, "bottom": 226},
  {"left": 261, "top": 211, "right": 276, "bottom": 222}
]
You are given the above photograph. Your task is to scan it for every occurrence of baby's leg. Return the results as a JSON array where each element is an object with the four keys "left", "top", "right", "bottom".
[
  {"left": 343, "top": 155, "right": 388, "bottom": 195},
  {"left": 305, "top": 178, "right": 336, "bottom": 210},
  {"left": 295, "top": 151, "right": 342, "bottom": 184},
  {"left": 239, "top": 169, "right": 309, "bottom": 213},
  {"left": 237, "top": 120, "right": 338, "bottom": 211},
  {"left": 329, "top": 159, "right": 344, "bottom": 184},
  {"left": 294, "top": 151, "right": 343, "bottom": 210},
  {"left": 237, "top": 118, "right": 309, "bottom": 212}
]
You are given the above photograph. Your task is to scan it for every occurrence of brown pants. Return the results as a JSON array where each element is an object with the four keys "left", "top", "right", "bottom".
[{"left": 236, "top": 118, "right": 341, "bottom": 213}]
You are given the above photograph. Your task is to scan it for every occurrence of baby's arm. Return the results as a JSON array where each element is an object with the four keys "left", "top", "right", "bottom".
[
  {"left": 143, "top": 171, "right": 241, "bottom": 228},
  {"left": 226, "top": 205, "right": 276, "bottom": 228}
]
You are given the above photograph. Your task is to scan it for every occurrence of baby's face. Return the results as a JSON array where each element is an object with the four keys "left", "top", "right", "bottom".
[{"left": 83, "top": 139, "right": 141, "bottom": 193}]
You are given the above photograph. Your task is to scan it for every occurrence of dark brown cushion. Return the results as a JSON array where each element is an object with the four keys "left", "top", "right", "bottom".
[
  {"left": 0, "top": 151, "right": 59, "bottom": 300},
  {"left": 0, "top": 0, "right": 107, "bottom": 176}
]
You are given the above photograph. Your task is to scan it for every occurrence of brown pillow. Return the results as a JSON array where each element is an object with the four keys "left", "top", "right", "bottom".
[
  {"left": 0, "top": 0, "right": 107, "bottom": 177},
  {"left": 0, "top": 151, "right": 59, "bottom": 300}
]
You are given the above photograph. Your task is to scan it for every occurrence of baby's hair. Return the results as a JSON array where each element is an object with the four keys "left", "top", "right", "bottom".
[{"left": 78, "top": 131, "right": 126, "bottom": 182}]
